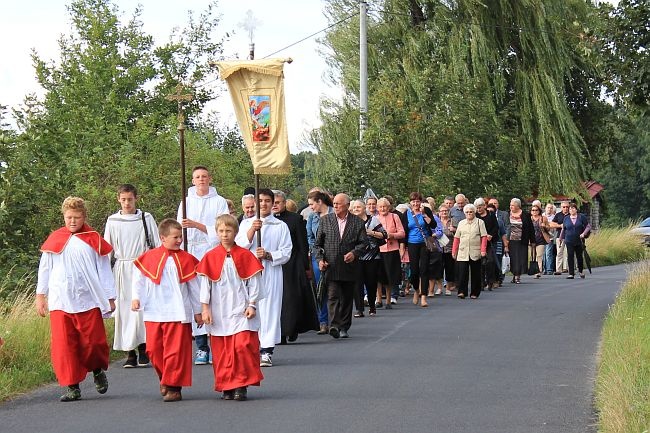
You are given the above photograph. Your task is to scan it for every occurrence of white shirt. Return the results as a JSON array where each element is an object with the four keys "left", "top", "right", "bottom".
[
  {"left": 37, "top": 236, "right": 116, "bottom": 314},
  {"left": 177, "top": 186, "right": 229, "bottom": 260},
  {"left": 132, "top": 257, "right": 201, "bottom": 323},
  {"left": 200, "top": 258, "right": 261, "bottom": 336}
]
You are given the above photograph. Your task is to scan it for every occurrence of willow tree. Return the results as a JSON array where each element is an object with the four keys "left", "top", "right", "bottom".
[{"left": 313, "top": 0, "right": 600, "bottom": 198}]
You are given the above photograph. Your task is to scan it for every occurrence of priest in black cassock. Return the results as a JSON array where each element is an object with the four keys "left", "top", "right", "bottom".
[{"left": 272, "top": 190, "right": 319, "bottom": 342}]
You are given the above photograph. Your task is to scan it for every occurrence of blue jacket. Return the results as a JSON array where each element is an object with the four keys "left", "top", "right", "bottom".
[{"left": 561, "top": 214, "right": 590, "bottom": 246}]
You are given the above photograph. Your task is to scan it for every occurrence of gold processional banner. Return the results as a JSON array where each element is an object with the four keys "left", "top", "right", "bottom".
[{"left": 214, "top": 58, "right": 291, "bottom": 175}]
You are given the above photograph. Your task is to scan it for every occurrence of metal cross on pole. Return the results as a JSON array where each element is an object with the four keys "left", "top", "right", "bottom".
[
  {"left": 240, "top": 9, "right": 260, "bottom": 60},
  {"left": 166, "top": 84, "right": 194, "bottom": 251}
]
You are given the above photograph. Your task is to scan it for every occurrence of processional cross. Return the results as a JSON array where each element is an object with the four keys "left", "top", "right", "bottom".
[{"left": 166, "top": 84, "right": 194, "bottom": 251}]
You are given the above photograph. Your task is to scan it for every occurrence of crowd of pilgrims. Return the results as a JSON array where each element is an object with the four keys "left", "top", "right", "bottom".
[{"left": 35, "top": 165, "right": 592, "bottom": 403}]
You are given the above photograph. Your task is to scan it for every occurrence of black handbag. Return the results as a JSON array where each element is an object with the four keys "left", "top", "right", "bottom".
[
  {"left": 527, "top": 247, "right": 540, "bottom": 275},
  {"left": 412, "top": 211, "right": 439, "bottom": 252}
]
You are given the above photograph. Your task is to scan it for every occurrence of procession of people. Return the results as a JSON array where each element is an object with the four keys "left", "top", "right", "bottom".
[{"left": 35, "top": 172, "right": 593, "bottom": 403}]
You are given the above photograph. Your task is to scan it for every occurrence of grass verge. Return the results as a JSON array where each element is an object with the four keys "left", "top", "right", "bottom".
[
  {"left": 0, "top": 270, "right": 118, "bottom": 401},
  {"left": 586, "top": 225, "right": 648, "bottom": 267},
  {"left": 595, "top": 261, "right": 650, "bottom": 432}
]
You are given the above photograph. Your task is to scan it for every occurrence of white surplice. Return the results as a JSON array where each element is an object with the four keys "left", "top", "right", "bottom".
[
  {"left": 177, "top": 185, "right": 229, "bottom": 338},
  {"left": 104, "top": 210, "right": 160, "bottom": 350},
  {"left": 236, "top": 215, "right": 292, "bottom": 349},
  {"left": 177, "top": 186, "right": 229, "bottom": 260},
  {"left": 132, "top": 257, "right": 201, "bottom": 324},
  {"left": 199, "top": 259, "right": 262, "bottom": 336},
  {"left": 37, "top": 236, "right": 116, "bottom": 315}
]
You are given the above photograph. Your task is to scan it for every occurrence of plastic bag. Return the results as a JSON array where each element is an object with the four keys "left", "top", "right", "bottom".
[{"left": 501, "top": 254, "right": 511, "bottom": 274}]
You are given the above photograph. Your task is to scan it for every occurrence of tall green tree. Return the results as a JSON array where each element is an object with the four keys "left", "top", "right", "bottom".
[
  {"left": 0, "top": 0, "right": 250, "bottom": 279},
  {"left": 312, "top": 0, "right": 602, "bottom": 200},
  {"left": 598, "top": 0, "right": 649, "bottom": 117}
]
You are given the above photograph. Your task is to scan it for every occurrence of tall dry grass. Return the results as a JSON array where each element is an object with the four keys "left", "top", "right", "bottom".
[
  {"left": 0, "top": 269, "right": 117, "bottom": 401},
  {"left": 0, "top": 271, "right": 53, "bottom": 401},
  {"left": 586, "top": 225, "right": 648, "bottom": 267},
  {"left": 595, "top": 261, "right": 650, "bottom": 432}
]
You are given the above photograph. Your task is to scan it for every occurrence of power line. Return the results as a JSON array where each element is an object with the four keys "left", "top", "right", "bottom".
[
  {"left": 261, "top": 10, "right": 360, "bottom": 59},
  {"left": 195, "top": 9, "right": 359, "bottom": 90}
]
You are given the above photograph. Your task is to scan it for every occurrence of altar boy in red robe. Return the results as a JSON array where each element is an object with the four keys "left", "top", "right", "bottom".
[
  {"left": 131, "top": 218, "right": 202, "bottom": 402},
  {"left": 36, "top": 196, "right": 116, "bottom": 402},
  {"left": 197, "top": 214, "right": 264, "bottom": 401}
]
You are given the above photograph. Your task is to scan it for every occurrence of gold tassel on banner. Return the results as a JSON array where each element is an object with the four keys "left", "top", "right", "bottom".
[{"left": 212, "top": 58, "right": 292, "bottom": 175}]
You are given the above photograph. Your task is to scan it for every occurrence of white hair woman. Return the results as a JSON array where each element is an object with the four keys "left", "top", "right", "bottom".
[
  {"left": 451, "top": 204, "right": 488, "bottom": 299},
  {"left": 505, "top": 198, "right": 535, "bottom": 284},
  {"left": 376, "top": 197, "right": 405, "bottom": 312},
  {"left": 350, "top": 200, "right": 387, "bottom": 316}
]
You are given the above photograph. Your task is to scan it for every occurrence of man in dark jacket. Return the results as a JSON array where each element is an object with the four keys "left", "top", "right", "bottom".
[{"left": 314, "top": 193, "right": 367, "bottom": 339}]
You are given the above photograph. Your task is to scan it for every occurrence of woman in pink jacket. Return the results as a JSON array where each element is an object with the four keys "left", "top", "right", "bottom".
[{"left": 376, "top": 197, "right": 406, "bottom": 312}]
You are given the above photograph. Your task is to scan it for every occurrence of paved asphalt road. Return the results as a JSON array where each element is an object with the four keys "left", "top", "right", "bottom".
[{"left": 1, "top": 264, "right": 632, "bottom": 433}]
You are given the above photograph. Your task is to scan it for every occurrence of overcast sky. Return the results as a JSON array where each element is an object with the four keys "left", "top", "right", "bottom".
[{"left": 0, "top": 0, "right": 342, "bottom": 152}]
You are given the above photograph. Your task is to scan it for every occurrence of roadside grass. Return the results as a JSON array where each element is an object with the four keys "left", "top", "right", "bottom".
[
  {"left": 0, "top": 270, "right": 118, "bottom": 401},
  {"left": 595, "top": 261, "right": 650, "bottom": 432},
  {"left": 586, "top": 225, "right": 648, "bottom": 267}
]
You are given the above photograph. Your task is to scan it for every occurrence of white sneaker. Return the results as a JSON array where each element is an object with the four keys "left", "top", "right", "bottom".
[
  {"left": 434, "top": 289, "right": 442, "bottom": 295},
  {"left": 390, "top": 297, "right": 397, "bottom": 305},
  {"left": 445, "top": 290, "right": 452, "bottom": 296},
  {"left": 260, "top": 353, "right": 273, "bottom": 367}
]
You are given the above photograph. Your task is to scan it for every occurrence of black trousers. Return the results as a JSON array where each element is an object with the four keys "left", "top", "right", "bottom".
[
  {"left": 407, "top": 243, "right": 430, "bottom": 294},
  {"left": 327, "top": 279, "right": 355, "bottom": 331},
  {"left": 442, "top": 252, "right": 456, "bottom": 284},
  {"left": 354, "top": 259, "right": 380, "bottom": 313},
  {"left": 482, "top": 245, "right": 498, "bottom": 286},
  {"left": 566, "top": 242, "right": 584, "bottom": 275},
  {"left": 456, "top": 259, "right": 482, "bottom": 297}
]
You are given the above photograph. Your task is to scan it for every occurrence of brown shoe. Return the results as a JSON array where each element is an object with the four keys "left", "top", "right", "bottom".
[
  {"left": 163, "top": 389, "right": 182, "bottom": 402},
  {"left": 317, "top": 323, "right": 329, "bottom": 335},
  {"left": 160, "top": 384, "right": 168, "bottom": 397}
]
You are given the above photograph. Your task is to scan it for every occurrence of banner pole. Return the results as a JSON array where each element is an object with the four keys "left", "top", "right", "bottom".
[{"left": 255, "top": 174, "right": 261, "bottom": 248}]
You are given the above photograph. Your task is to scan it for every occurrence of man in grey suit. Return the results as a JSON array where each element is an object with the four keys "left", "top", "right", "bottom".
[{"left": 315, "top": 193, "right": 367, "bottom": 339}]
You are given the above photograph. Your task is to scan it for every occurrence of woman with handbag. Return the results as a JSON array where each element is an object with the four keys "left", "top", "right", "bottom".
[
  {"left": 376, "top": 198, "right": 405, "bottom": 312},
  {"left": 437, "top": 205, "right": 456, "bottom": 295},
  {"left": 529, "top": 204, "right": 550, "bottom": 279},
  {"left": 399, "top": 192, "right": 438, "bottom": 307},
  {"left": 559, "top": 203, "right": 591, "bottom": 279},
  {"left": 504, "top": 198, "right": 535, "bottom": 284},
  {"left": 350, "top": 200, "right": 387, "bottom": 317},
  {"left": 452, "top": 204, "right": 488, "bottom": 299},
  {"left": 475, "top": 198, "right": 500, "bottom": 290}
]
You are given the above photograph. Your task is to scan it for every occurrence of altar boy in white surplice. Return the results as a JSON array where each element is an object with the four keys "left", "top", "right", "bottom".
[
  {"left": 104, "top": 184, "right": 160, "bottom": 368},
  {"left": 198, "top": 214, "right": 265, "bottom": 401},
  {"left": 235, "top": 188, "right": 292, "bottom": 368}
]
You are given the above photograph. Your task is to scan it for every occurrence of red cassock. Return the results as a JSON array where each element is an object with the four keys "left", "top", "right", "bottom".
[
  {"left": 135, "top": 247, "right": 199, "bottom": 387},
  {"left": 41, "top": 224, "right": 112, "bottom": 386},
  {"left": 50, "top": 309, "right": 109, "bottom": 386},
  {"left": 197, "top": 245, "right": 264, "bottom": 391}
]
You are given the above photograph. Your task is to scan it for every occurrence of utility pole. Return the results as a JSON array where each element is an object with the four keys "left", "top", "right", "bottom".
[{"left": 359, "top": 1, "right": 368, "bottom": 144}]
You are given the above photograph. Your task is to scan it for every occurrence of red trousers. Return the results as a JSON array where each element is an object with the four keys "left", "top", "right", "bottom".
[
  {"left": 50, "top": 309, "right": 109, "bottom": 386},
  {"left": 145, "top": 321, "right": 193, "bottom": 387},
  {"left": 210, "top": 331, "right": 263, "bottom": 392}
]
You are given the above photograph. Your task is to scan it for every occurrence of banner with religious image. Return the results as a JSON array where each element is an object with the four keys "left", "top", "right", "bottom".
[{"left": 214, "top": 58, "right": 291, "bottom": 175}]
